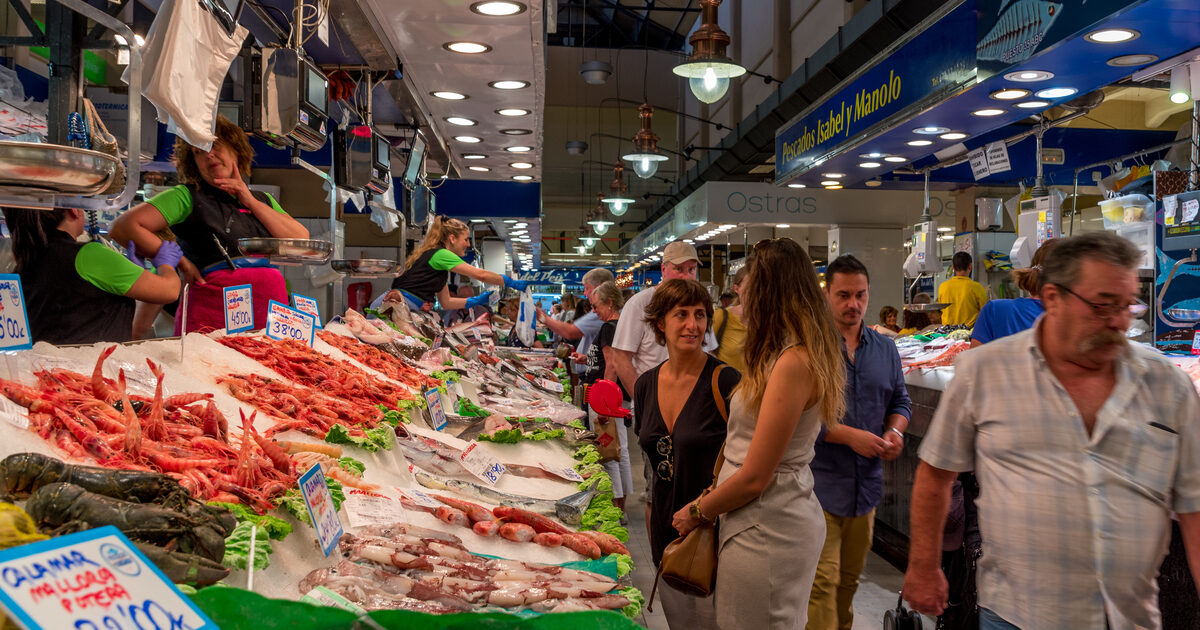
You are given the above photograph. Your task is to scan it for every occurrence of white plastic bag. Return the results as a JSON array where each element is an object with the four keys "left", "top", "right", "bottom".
[
  {"left": 515, "top": 289, "right": 536, "bottom": 347},
  {"left": 129, "top": 0, "right": 247, "bottom": 151}
]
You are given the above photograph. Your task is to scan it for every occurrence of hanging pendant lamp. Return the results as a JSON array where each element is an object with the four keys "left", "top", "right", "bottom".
[
  {"left": 622, "top": 104, "right": 669, "bottom": 179},
  {"left": 672, "top": 0, "right": 746, "bottom": 103},
  {"left": 587, "top": 193, "right": 615, "bottom": 235},
  {"left": 601, "top": 161, "right": 635, "bottom": 217}
]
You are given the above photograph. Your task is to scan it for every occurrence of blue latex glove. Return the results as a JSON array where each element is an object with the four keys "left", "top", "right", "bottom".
[
  {"left": 151, "top": 241, "right": 183, "bottom": 269},
  {"left": 503, "top": 276, "right": 529, "bottom": 292},
  {"left": 466, "top": 291, "right": 494, "bottom": 309},
  {"left": 123, "top": 241, "right": 145, "bottom": 267}
]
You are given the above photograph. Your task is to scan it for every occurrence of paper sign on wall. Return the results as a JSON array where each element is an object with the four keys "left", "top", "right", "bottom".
[
  {"left": 292, "top": 294, "right": 322, "bottom": 329},
  {"left": 223, "top": 284, "right": 254, "bottom": 333},
  {"left": 298, "top": 464, "right": 344, "bottom": 556},
  {"left": 267, "top": 300, "right": 316, "bottom": 346},
  {"left": 0, "top": 526, "right": 217, "bottom": 630},
  {"left": 425, "top": 388, "right": 447, "bottom": 431},
  {"left": 0, "top": 275, "right": 32, "bottom": 351}
]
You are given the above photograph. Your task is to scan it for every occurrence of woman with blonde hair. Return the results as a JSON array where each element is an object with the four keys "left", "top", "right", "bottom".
[
  {"left": 671, "top": 238, "right": 846, "bottom": 629},
  {"left": 382, "top": 216, "right": 527, "bottom": 311}
]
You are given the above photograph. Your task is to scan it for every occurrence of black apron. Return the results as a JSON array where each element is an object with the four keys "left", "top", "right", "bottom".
[
  {"left": 391, "top": 249, "right": 449, "bottom": 304},
  {"left": 22, "top": 231, "right": 135, "bottom": 345},
  {"left": 170, "top": 182, "right": 276, "bottom": 269}
]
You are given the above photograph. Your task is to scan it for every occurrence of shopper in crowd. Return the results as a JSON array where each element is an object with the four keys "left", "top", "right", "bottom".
[
  {"left": 443, "top": 284, "right": 488, "bottom": 327},
  {"left": 713, "top": 266, "right": 749, "bottom": 373},
  {"left": 937, "top": 252, "right": 988, "bottom": 326},
  {"left": 579, "top": 282, "right": 633, "bottom": 511},
  {"left": 672, "top": 238, "right": 846, "bottom": 630},
  {"left": 560, "top": 293, "right": 578, "bottom": 324},
  {"left": 903, "top": 231, "right": 1200, "bottom": 629},
  {"left": 718, "top": 292, "right": 735, "bottom": 308},
  {"left": 898, "top": 294, "right": 936, "bottom": 335},
  {"left": 971, "top": 239, "right": 1059, "bottom": 346},
  {"left": 806, "top": 255, "right": 910, "bottom": 630},
  {"left": 538, "top": 269, "right": 614, "bottom": 378},
  {"left": 622, "top": 288, "right": 635, "bottom": 303},
  {"left": 5, "top": 207, "right": 181, "bottom": 345},
  {"left": 875, "top": 305, "right": 901, "bottom": 334},
  {"left": 111, "top": 115, "right": 306, "bottom": 334},
  {"left": 635, "top": 278, "right": 740, "bottom": 629}
]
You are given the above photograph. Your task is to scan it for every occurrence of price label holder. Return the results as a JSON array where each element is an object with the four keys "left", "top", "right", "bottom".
[
  {"left": 0, "top": 275, "right": 32, "bottom": 351},
  {"left": 223, "top": 284, "right": 254, "bottom": 333},
  {"left": 298, "top": 464, "right": 344, "bottom": 557},
  {"left": 267, "top": 300, "right": 316, "bottom": 346},
  {"left": 292, "top": 294, "right": 322, "bottom": 329},
  {"left": 538, "top": 462, "right": 584, "bottom": 482},
  {"left": 425, "top": 388, "right": 447, "bottom": 431},
  {"left": 460, "top": 442, "right": 506, "bottom": 485},
  {"left": 0, "top": 525, "right": 217, "bottom": 630}
]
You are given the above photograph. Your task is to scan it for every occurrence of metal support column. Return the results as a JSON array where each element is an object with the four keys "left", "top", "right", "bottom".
[{"left": 45, "top": 0, "right": 86, "bottom": 144}]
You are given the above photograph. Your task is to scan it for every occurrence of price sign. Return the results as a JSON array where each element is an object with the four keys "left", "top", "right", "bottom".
[
  {"left": 291, "top": 294, "right": 322, "bottom": 329},
  {"left": 538, "top": 462, "right": 584, "bottom": 482},
  {"left": 460, "top": 442, "right": 506, "bottom": 485},
  {"left": 0, "top": 275, "right": 32, "bottom": 351},
  {"left": 266, "top": 300, "right": 316, "bottom": 346},
  {"left": 223, "top": 284, "right": 254, "bottom": 333},
  {"left": 538, "top": 378, "right": 564, "bottom": 393},
  {"left": 394, "top": 487, "right": 442, "bottom": 509},
  {"left": 1192, "top": 331, "right": 1200, "bottom": 356},
  {"left": 0, "top": 526, "right": 217, "bottom": 630},
  {"left": 342, "top": 489, "right": 405, "bottom": 528},
  {"left": 425, "top": 388, "right": 447, "bottom": 431},
  {"left": 298, "top": 464, "right": 344, "bottom": 557}
]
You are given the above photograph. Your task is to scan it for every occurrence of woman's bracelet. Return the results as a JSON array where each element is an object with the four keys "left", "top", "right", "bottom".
[{"left": 690, "top": 499, "right": 712, "bottom": 524}]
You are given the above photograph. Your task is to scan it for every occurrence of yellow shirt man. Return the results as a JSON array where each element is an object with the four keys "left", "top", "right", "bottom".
[{"left": 938, "top": 275, "right": 988, "bottom": 326}]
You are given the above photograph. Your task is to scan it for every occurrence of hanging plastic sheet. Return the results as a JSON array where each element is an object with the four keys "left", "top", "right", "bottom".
[{"left": 515, "top": 289, "right": 536, "bottom": 347}]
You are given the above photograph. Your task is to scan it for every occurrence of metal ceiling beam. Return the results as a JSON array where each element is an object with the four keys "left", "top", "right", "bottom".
[{"left": 326, "top": 0, "right": 398, "bottom": 70}]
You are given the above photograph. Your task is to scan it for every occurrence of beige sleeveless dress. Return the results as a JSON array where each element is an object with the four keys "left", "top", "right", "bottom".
[{"left": 714, "top": 391, "right": 826, "bottom": 630}]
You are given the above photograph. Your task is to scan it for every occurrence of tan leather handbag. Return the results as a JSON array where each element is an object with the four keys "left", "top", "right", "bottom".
[{"left": 648, "top": 365, "right": 729, "bottom": 606}]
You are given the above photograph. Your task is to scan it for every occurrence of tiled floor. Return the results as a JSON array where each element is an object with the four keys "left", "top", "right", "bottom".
[{"left": 624, "top": 441, "right": 933, "bottom": 629}]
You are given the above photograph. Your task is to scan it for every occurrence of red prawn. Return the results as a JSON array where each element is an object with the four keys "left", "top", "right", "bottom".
[
  {"left": 142, "top": 359, "right": 168, "bottom": 442},
  {"left": 91, "top": 345, "right": 118, "bottom": 403},
  {"left": 117, "top": 370, "right": 142, "bottom": 456}
]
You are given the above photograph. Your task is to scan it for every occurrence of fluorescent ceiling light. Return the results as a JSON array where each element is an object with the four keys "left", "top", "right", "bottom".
[
  {"left": 913, "top": 126, "right": 949, "bottom": 135},
  {"left": 1016, "top": 100, "right": 1051, "bottom": 109},
  {"left": 822, "top": 173, "right": 844, "bottom": 179},
  {"left": 776, "top": 224, "right": 790, "bottom": 228},
  {"left": 496, "top": 108, "right": 530, "bottom": 116},
  {"left": 468, "top": 166, "right": 490, "bottom": 172},
  {"left": 787, "top": 183, "right": 805, "bottom": 188},
  {"left": 454, "top": 135, "right": 482, "bottom": 143},
  {"left": 513, "top": 175, "right": 533, "bottom": 181},
  {"left": 990, "top": 88, "right": 1030, "bottom": 100},
  {"left": 432, "top": 91, "right": 468, "bottom": 100},
  {"left": 444, "top": 41, "right": 491, "bottom": 54},
  {"left": 510, "top": 162, "right": 533, "bottom": 169},
  {"left": 1084, "top": 28, "right": 1139, "bottom": 44},
  {"left": 470, "top": 1, "right": 526, "bottom": 16},
  {"left": 505, "top": 146, "right": 532, "bottom": 153},
  {"left": 1004, "top": 70, "right": 1054, "bottom": 82},
  {"left": 1034, "top": 87, "right": 1077, "bottom": 99},
  {"left": 859, "top": 161, "right": 880, "bottom": 168},
  {"left": 884, "top": 156, "right": 907, "bottom": 163},
  {"left": 463, "top": 153, "right": 487, "bottom": 159},
  {"left": 489, "top": 80, "right": 530, "bottom": 89},
  {"left": 446, "top": 116, "right": 476, "bottom": 126},
  {"left": 820, "top": 180, "right": 840, "bottom": 186},
  {"left": 971, "top": 108, "right": 1006, "bottom": 116},
  {"left": 940, "top": 132, "right": 967, "bottom": 140},
  {"left": 907, "top": 139, "right": 933, "bottom": 147}
]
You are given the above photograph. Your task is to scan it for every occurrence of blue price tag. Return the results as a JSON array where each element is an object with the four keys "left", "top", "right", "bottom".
[
  {"left": 425, "top": 388, "right": 447, "bottom": 431},
  {"left": 223, "top": 284, "right": 254, "bottom": 333},
  {"left": 298, "top": 464, "right": 344, "bottom": 557},
  {"left": 0, "top": 274, "right": 32, "bottom": 351},
  {"left": 292, "top": 294, "right": 322, "bottom": 329},
  {"left": 0, "top": 526, "right": 217, "bottom": 630},
  {"left": 266, "top": 300, "right": 316, "bottom": 346}
]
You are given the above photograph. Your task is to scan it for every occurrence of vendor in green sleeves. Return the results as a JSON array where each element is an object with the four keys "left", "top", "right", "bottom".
[
  {"left": 111, "top": 115, "right": 309, "bottom": 334},
  {"left": 378, "top": 216, "right": 528, "bottom": 311},
  {"left": 3, "top": 207, "right": 181, "bottom": 345}
]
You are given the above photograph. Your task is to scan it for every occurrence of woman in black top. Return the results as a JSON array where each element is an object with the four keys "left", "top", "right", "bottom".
[
  {"left": 578, "top": 281, "right": 631, "bottom": 509},
  {"left": 634, "top": 278, "right": 739, "bottom": 630}
]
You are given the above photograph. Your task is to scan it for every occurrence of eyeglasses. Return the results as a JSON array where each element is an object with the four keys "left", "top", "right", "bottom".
[
  {"left": 1054, "top": 284, "right": 1148, "bottom": 318},
  {"left": 655, "top": 435, "right": 673, "bottom": 482}
]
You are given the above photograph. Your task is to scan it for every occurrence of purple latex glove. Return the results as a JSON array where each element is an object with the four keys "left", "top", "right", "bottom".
[
  {"left": 123, "top": 241, "right": 145, "bottom": 267},
  {"left": 151, "top": 241, "right": 183, "bottom": 269}
]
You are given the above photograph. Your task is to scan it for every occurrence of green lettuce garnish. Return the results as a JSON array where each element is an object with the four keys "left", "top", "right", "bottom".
[
  {"left": 612, "top": 553, "right": 634, "bottom": 578},
  {"left": 618, "top": 586, "right": 644, "bottom": 618},
  {"left": 431, "top": 370, "right": 460, "bottom": 383},
  {"left": 337, "top": 457, "right": 365, "bottom": 476},
  {"left": 567, "top": 419, "right": 585, "bottom": 430},
  {"left": 324, "top": 424, "right": 393, "bottom": 452},
  {"left": 457, "top": 397, "right": 488, "bottom": 417},
  {"left": 222, "top": 520, "right": 273, "bottom": 571},
  {"left": 206, "top": 502, "right": 292, "bottom": 541},
  {"left": 477, "top": 428, "right": 522, "bottom": 444},
  {"left": 277, "top": 477, "right": 345, "bottom": 525}
]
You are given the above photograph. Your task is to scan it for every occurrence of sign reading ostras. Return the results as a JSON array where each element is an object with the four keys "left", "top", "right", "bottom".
[{"left": 781, "top": 70, "right": 902, "bottom": 165}]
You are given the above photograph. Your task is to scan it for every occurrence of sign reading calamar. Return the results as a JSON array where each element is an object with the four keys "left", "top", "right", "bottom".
[{"left": 776, "top": 2, "right": 975, "bottom": 182}]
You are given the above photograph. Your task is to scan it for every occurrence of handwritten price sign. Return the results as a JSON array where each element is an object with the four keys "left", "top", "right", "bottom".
[
  {"left": 460, "top": 442, "right": 506, "bottom": 486},
  {"left": 0, "top": 526, "right": 216, "bottom": 630},
  {"left": 425, "top": 388, "right": 447, "bottom": 431},
  {"left": 0, "top": 275, "right": 32, "bottom": 351},
  {"left": 299, "top": 464, "right": 343, "bottom": 557},
  {"left": 291, "top": 294, "right": 322, "bottom": 329},
  {"left": 223, "top": 284, "right": 254, "bottom": 334},
  {"left": 266, "top": 300, "right": 316, "bottom": 346}
]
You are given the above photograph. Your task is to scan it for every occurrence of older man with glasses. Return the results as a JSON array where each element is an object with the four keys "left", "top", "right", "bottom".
[{"left": 903, "top": 231, "right": 1200, "bottom": 630}]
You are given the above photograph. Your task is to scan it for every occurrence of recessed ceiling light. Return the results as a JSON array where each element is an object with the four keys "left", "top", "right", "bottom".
[
  {"left": 489, "top": 80, "right": 529, "bottom": 90},
  {"left": 503, "top": 219, "right": 518, "bottom": 223},
  {"left": 496, "top": 108, "right": 530, "bottom": 117},
  {"left": 859, "top": 152, "right": 885, "bottom": 159},
  {"left": 787, "top": 183, "right": 806, "bottom": 188},
  {"left": 432, "top": 91, "right": 468, "bottom": 100},
  {"left": 776, "top": 224, "right": 790, "bottom": 229},
  {"left": 444, "top": 41, "right": 492, "bottom": 54},
  {"left": 445, "top": 116, "right": 477, "bottom": 126},
  {"left": 865, "top": 179, "right": 882, "bottom": 187},
  {"left": 859, "top": 161, "right": 881, "bottom": 168},
  {"left": 913, "top": 126, "right": 949, "bottom": 135},
  {"left": 1107, "top": 53, "right": 1158, "bottom": 67},
  {"left": 1034, "top": 87, "right": 1077, "bottom": 99},
  {"left": 468, "top": 166, "right": 490, "bottom": 172},
  {"left": 513, "top": 175, "right": 533, "bottom": 181},
  {"left": 940, "top": 132, "right": 967, "bottom": 140},
  {"left": 971, "top": 108, "right": 1006, "bottom": 116},
  {"left": 1084, "top": 28, "right": 1139, "bottom": 44},
  {"left": 820, "top": 180, "right": 840, "bottom": 186},
  {"left": 470, "top": 1, "right": 526, "bottom": 16},
  {"left": 825, "top": 185, "right": 843, "bottom": 190},
  {"left": 500, "top": 129, "right": 532, "bottom": 135},
  {"left": 454, "top": 135, "right": 482, "bottom": 143},
  {"left": 505, "top": 146, "right": 532, "bottom": 153},
  {"left": 907, "top": 139, "right": 933, "bottom": 147},
  {"left": 1005, "top": 70, "right": 1054, "bottom": 82},
  {"left": 470, "top": 219, "right": 486, "bottom": 223},
  {"left": 822, "top": 173, "right": 844, "bottom": 179},
  {"left": 463, "top": 153, "right": 487, "bottom": 159},
  {"left": 514, "top": 222, "right": 528, "bottom": 228},
  {"left": 990, "top": 88, "right": 1031, "bottom": 100},
  {"left": 1016, "top": 100, "right": 1051, "bottom": 109},
  {"left": 884, "top": 156, "right": 907, "bottom": 163},
  {"left": 510, "top": 162, "right": 533, "bottom": 169}
]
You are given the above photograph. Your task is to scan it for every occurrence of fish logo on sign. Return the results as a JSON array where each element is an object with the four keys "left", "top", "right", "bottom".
[{"left": 100, "top": 543, "right": 141, "bottom": 577}]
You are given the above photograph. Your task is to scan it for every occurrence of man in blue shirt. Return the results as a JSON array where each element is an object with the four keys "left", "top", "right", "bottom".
[{"left": 808, "top": 254, "right": 912, "bottom": 630}]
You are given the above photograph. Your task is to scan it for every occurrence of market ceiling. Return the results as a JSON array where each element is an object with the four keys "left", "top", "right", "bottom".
[{"left": 777, "top": 0, "right": 1200, "bottom": 191}]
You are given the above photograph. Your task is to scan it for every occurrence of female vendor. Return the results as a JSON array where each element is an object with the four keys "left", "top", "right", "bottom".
[
  {"left": 4, "top": 207, "right": 181, "bottom": 344},
  {"left": 110, "top": 115, "right": 309, "bottom": 334},
  {"left": 381, "top": 216, "right": 527, "bottom": 311}
]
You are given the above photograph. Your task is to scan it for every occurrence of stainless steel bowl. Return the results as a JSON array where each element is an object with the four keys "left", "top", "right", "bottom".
[
  {"left": 0, "top": 141, "right": 118, "bottom": 195},
  {"left": 238, "top": 238, "right": 333, "bottom": 264},
  {"left": 331, "top": 258, "right": 400, "bottom": 276}
]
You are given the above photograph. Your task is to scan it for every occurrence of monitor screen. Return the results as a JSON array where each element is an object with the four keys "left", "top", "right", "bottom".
[
  {"left": 305, "top": 67, "right": 328, "bottom": 113},
  {"left": 375, "top": 136, "right": 390, "bottom": 170},
  {"left": 412, "top": 184, "right": 432, "bottom": 227},
  {"left": 404, "top": 135, "right": 426, "bottom": 187}
]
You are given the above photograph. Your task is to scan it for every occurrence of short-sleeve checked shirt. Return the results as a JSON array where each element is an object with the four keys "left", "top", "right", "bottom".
[{"left": 919, "top": 321, "right": 1200, "bottom": 630}]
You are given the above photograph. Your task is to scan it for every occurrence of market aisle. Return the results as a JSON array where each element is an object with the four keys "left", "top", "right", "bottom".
[{"left": 624, "top": 434, "right": 929, "bottom": 630}]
